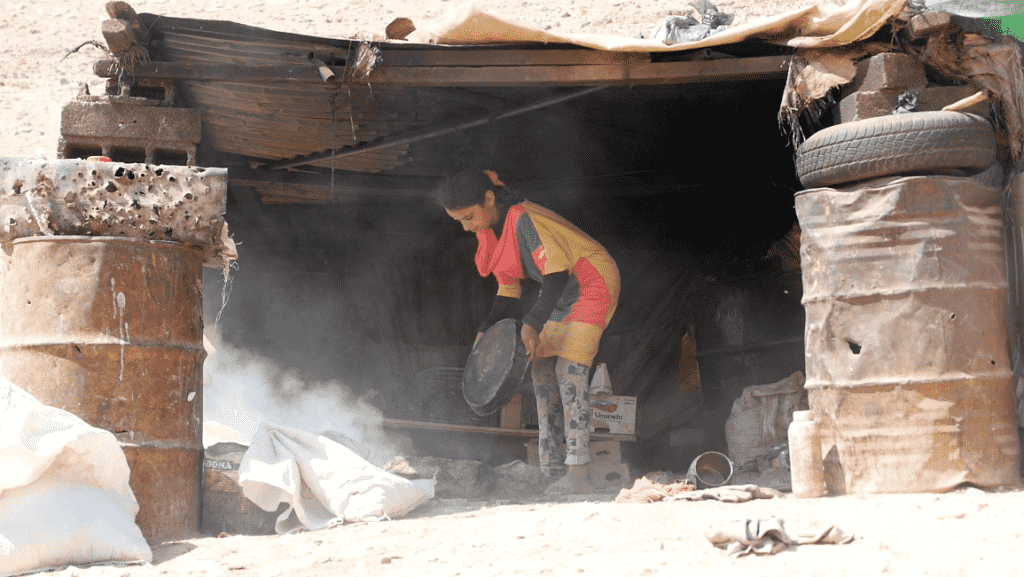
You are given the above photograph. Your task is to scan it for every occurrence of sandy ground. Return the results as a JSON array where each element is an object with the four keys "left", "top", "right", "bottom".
[
  {"left": 34, "top": 485, "right": 1024, "bottom": 577},
  {"left": 4, "top": 1, "right": 1024, "bottom": 576}
]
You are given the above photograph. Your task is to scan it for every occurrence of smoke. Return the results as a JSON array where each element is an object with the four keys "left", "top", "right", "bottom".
[{"left": 202, "top": 330, "right": 413, "bottom": 468}]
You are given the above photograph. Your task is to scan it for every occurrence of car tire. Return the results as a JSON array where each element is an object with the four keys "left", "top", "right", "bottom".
[{"left": 795, "top": 111, "right": 997, "bottom": 189}]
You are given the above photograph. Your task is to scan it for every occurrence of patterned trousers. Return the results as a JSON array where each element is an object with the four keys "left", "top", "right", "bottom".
[{"left": 531, "top": 356, "right": 591, "bottom": 477}]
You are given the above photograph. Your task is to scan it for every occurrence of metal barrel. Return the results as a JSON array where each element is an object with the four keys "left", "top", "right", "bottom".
[
  {"left": 1003, "top": 172, "right": 1024, "bottom": 432},
  {"left": 796, "top": 176, "right": 1021, "bottom": 494},
  {"left": 0, "top": 236, "right": 205, "bottom": 543}
]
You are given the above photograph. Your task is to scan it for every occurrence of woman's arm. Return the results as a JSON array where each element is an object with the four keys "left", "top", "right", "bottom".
[
  {"left": 478, "top": 295, "right": 519, "bottom": 335},
  {"left": 522, "top": 271, "right": 570, "bottom": 332}
]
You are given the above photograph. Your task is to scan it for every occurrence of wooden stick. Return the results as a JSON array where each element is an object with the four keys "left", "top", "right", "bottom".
[
  {"left": 942, "top": 90, "right": 987, "bottom": 112},
  {"left": 382, "top": 418, "right": 636, "bottom": 442}
]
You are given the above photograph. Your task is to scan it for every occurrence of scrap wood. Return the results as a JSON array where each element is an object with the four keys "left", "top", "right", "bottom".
[{"left": 705, "top": 517, "right": 854, "bottom": 557}]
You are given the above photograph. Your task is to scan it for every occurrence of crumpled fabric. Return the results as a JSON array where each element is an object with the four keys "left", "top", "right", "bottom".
[
  {"left": 668, "top": 484, "right": 784, "bottom": 503},
  {"left": 705, "top": 517, "right": 854, "bottom": 557},
  {"left": 615, "top": 478, "right": 782, "bottom": 504}
]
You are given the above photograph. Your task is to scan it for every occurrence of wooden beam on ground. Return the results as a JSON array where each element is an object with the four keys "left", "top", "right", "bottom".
[{"left": 382, "top": 418, "right": 636, "bottom": 442}]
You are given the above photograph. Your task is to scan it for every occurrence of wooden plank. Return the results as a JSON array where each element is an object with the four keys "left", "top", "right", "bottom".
[
  {"left": 382, "top": 418, "right": 636, "bottom": 442},
  {"left": 499, "top": 393, "right": 524, "bottom": 429},
  {"left": 94, "top": 55, "right": 791, "bottom": 87}
]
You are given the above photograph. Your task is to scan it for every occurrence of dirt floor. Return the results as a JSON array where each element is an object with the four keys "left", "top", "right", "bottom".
[
  {"left": 31, "top": 484, "right": 1024, "bottom": 577},
  {"left": 4, "top": 1, "right": 1024, "bottom": 576}
]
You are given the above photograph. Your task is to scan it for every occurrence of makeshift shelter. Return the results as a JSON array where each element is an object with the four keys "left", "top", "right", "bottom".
[{"left": 59, "top": 0, "right": 1024, "bottom": 475}]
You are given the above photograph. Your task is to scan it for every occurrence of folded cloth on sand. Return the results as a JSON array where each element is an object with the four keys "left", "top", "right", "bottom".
[
  {"left": 668, "top": 484, "right": 784, "bottom": 503},
  {"left": 705, "top": 517, "right": 854, "bottom": 557}
]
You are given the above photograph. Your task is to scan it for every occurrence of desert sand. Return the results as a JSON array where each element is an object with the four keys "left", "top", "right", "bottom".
[{"left": 3, "top": 1, "right": 1024, "bottom": 576}]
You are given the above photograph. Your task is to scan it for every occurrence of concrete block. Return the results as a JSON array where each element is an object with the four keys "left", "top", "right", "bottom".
[
  {"left": 834, "top": 84, "right": 988, "bottom": 123},
  {"left": 59, "top": 100, "right": 200, "bottom": 166},
  {"left": 909, "top": 11, "right": 952, "bottom": 40},
  {"left": 844, "top": 52, "right": 927, "bottom": 95}
]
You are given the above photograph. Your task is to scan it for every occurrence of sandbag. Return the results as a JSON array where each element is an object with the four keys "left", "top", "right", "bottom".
[
  {"left": 724, "top": 372, "right": 807, "bottom": 471},
  {"left": 0, "top": 378, "right": 151, "bottom": 576}
]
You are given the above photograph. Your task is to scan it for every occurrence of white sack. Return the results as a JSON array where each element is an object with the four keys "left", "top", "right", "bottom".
[
  {"left": 238, "top": 422, "right": 433, "bottom": 534},
  {"left": 724, "top": 372, "right": 807, "bottom": 471},
  {"left": 0, "top": 378, "right": 151, "bottom": 577}
]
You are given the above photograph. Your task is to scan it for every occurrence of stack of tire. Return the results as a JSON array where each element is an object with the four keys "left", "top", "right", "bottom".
[
  {"left": 791, "top": 51, "right": 1022, "bottom": 494},
  {"left": 794, "top": 51, "right": 998, "bottom": 191}
]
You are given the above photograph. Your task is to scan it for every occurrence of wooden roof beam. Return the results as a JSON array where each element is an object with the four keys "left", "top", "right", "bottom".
[{"left": 94, "top": 54, "right": 791, "bottom": 87}]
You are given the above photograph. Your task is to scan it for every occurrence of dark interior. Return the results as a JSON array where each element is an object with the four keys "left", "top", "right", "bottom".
[{"left": 202, "top": 67, "right": 808, "bottom": 471}]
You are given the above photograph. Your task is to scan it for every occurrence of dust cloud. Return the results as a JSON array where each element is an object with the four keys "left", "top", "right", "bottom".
[{"left": 202, "top": 329, "right": 414, "bottom": 468}]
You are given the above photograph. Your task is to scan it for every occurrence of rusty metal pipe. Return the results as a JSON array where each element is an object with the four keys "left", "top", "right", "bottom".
[{"left": 308, "top": 52, "right": 336, "bottom": 82}]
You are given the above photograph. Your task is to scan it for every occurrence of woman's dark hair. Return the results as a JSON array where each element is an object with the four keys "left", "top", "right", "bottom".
[{"left": 437, "top": 169, "right": 521, "bottom": 210}]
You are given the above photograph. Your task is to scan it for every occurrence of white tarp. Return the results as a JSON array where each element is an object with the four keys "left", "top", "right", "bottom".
[
  {"left": 409, "top": 0, "right": 908, "bottom": 51},
  {"left": 238, "top": 422, "right": 433, "bottom": 534},
  {"left": 0, "top": 378, "right": 151, "bottom": 577}
]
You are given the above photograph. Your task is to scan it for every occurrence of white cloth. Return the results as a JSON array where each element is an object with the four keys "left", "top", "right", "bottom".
[
  {"left": 238, "top": 422, "right": 433, "bottom": 534},
  {"left": 0, "top": 378, "right": 151, "bottom": 577}
]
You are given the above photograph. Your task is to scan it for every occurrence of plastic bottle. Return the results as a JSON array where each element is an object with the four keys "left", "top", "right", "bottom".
[{"left": 788, "top": 410, "right": 825, "bottom": 498}]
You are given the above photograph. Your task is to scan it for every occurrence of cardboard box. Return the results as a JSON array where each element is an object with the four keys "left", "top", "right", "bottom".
[
  {"left": 590, "top": 394, "right": 636, "bottom": 435},
  {"left": 524, "top": 439, "right": 631, "bottom": 488},
  {"left": 589, "top": 441, "right": 632, "bottom": 488}
]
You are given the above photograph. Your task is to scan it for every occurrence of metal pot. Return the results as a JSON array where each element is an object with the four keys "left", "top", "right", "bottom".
[{"left": 462, "top": 319, "right": 531, "bottom": 416}]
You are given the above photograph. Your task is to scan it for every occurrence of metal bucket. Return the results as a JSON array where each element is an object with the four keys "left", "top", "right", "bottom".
[
  {"left": 686, "top": 451, "right": 734, "bottom": 489},
  {"left": 202, "top": 443, "right": 280, "bottom": 536},
  {"left": 797, "top": 176, "right": 1021, "bottom": 494},
  {"left": 0, "top": 236, "right": 205, "bottom": 543}
]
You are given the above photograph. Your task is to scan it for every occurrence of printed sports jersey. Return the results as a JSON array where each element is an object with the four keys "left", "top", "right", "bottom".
[{"left": 474, "top": 201, "right": 620, "bottom": 365}]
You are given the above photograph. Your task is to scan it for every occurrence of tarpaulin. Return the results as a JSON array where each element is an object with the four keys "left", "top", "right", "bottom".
[{"left": 409, "top": 0, "right": 907, "bottom": 51}]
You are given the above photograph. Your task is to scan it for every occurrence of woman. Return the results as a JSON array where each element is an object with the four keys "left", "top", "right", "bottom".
[{"left": 439, "top": 169, "right": 620, "bottom": 494}]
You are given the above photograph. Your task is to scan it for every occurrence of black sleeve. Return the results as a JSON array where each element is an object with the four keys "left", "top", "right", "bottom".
[
  {"left": 479, "top": 295, "right": 519, "bottom": 334},
  {"left": 523, "top": 271, "right": 570, "bottom": 332}
]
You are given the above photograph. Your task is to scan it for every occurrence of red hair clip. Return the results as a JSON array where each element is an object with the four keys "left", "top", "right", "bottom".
[{"left": 484, "top": 170, "right": 505, "bottom": 187}]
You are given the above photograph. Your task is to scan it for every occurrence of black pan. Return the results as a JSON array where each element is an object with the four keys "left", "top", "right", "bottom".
[{"left": 462, "top": 318, "right": 531, "bottom": 416}]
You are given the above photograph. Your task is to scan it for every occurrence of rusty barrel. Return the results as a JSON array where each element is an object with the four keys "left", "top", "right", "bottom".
[
  {"left": 796, "top": 176, "right": 1021, "bottom": 494},
  {"left": 0, "top": 236, "right": 205, "bottom": 543}
]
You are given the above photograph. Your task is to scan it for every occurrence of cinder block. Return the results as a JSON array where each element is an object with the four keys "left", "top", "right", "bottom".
[
  {"left": 834, "top": 84, "right": 988, "bottom": 123},
  {"left": 909, "top": 10, "right": 952, "bottom": 40},
  {"left": 59, "top": 100, "right": 201, "bottom": 165},
  {"left": 844, "top": 52, "right": 927, "bottom": 95}
]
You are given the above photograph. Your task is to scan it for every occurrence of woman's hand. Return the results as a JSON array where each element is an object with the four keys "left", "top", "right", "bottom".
[{"left": 521, "top": 324, "right": 540, "bottom": 363}]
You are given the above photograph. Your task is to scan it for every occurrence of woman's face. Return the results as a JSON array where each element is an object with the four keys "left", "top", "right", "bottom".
[{"left": 445, "top": 190, "right": 498, "bottom": 234}]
